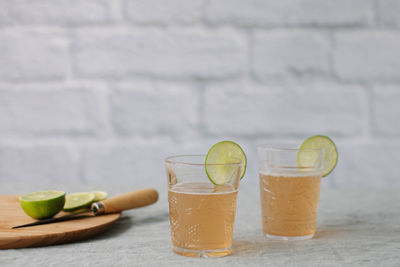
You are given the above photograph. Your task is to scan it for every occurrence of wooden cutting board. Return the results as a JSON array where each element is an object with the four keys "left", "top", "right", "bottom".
[{"left": 0, "top": 195, "right": 121, "bottom": 249}]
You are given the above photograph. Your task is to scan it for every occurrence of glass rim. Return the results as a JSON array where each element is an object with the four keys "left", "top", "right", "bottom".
[
  {"left": 260, "top": 165, "right": 323, "bottom": 171},
  {"left": 165, "top": 154, "right": 243, "bottom": 167},
  {"left": 257, "top": 144, "right": 323, "bottom": 152}
]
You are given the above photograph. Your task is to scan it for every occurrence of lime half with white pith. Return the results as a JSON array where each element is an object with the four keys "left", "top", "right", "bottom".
[
  {"left": 298, "top": 135, "right": 338, "bottom": 177},
  {"left": 92, "top": 191, "right": 108, "bottom": 202},
  {"left": 63, "top": 192, "right": 95, "bottom": 212},
  {"left": 19, "top": 190, "right": 65, "bottom": 219},
  {"left": 205, "top": 141, "right": 247, "bottom": 185}
]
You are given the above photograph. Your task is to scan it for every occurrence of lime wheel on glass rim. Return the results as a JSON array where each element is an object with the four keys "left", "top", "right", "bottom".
[
  {"left": 205, "top": 141, "right": 247, "bottom": 185},
  {"left": 298, "top": 135, "right": 338, "bottom": 177}
]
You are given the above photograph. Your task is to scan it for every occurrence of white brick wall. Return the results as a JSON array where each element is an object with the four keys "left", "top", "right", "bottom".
[
  {"left": 0, "top": 29, "right": 68, "bottom": 81},
  {"left": 333, "top": 31, "right": 400, "bottom": 81},
  {"left": 0, "top": 85, "right": 104, "bottom": 136},
  {"left": 110, "top": 82, "right": 199, "bottom": 135},
  {"left": 334, "top": 142, "right": 400, "bottom": 188},
  {"left": 124, "top": 0, "right": 204, "bottom": 24},
  {"left": 0, "top": 143, "right": 80, "bottom": 183},
  {"left": 73, "top": 28, "right": 246, "bottom": 79},
  {"left": 83, "top": 140, "right": 172, "bottom": 185},
  {"left": 372, "top": 86, "right": 400, "bottom": 136},
  {"left": 0, "top": 0, "right": 114, "bottom": 25},
  {"left": 252, "top": 30, "right": 330, "bottom": 78},
  {"left": 0, "top": 0, "right": 399, "bottom": 188},
  {"left": 204, "top": 82, "right": 365, "bottom": 136},
  {"left": 205, "top": 0, "right": 374, "bottom": 26},
  {"left": 377, "top": 0, "right": 400, "bottom": 27}
]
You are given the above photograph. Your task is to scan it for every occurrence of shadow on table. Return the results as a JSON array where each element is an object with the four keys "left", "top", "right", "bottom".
[
  {"left": 314, "top": 217, "right": 361, "bottom": 239},
  {"left": 232, "top": 240, "right": 266, "bottom": 256},
  {"left": 315, "top": 213, "right": 364, "bottom": 238},
  {"left": 93, "top": 211, "right": 169, "bottom": 241},
  {"left": 232, "top": 237, "right": 314, "bottom": 257},
  {"left": 314, "top": 228, "right": 344, "bottom": 239},
  {"left": 91, "top": 215, "right": 133, "bottom": 241},
  {"left": 232, "top": 239, "right": 297, "bottom": 257},
  {"left": 131, "top": 211, "right": 169, "bottom": 227},
  {"left": 232, "top": 227, "right": 347, "bottom": 256}
]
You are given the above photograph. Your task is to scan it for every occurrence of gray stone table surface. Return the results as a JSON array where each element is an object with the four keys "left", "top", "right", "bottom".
[{"left": 1, "top": 183, "right": 399, "bottom": 266}]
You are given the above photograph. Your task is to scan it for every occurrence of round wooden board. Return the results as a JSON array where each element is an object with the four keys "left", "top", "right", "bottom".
[{"left": 0, "top": 195, "right": 121, "bottom": 249}]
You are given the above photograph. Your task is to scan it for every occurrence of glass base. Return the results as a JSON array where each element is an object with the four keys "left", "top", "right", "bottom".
[
  {"left": 172, "top": 246, "right": 232, "bottom": 258},
  {"left": 265, "top": 233, "right": 314, "bottom": 241}
]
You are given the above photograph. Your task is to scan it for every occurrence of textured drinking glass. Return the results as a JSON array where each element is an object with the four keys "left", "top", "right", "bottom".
[
  {"left": 258, "top": 145, "right": 324, "bottom": 240},
  {"left": 165, "top": 155, "right": 243, "bottom": 258}
]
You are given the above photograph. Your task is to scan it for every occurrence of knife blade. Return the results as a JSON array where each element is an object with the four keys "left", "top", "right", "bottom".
[
  {"left": 12, "top": 209, "right": 93, "bottom": 228},
  {"left": 13, "top": 188, "right": 159, "bottom": 229}
]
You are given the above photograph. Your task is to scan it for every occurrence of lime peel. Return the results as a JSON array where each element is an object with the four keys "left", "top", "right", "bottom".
[{"left": 19, "top": 190, "right": 65, "bottom": 219}]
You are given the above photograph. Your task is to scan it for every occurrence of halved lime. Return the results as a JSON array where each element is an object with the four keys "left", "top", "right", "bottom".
[
  {"left": 298, "top": 135, "right": 338, "bottom": 177},
  {"left": 63, "top": 192, "right": 95, "bottom": 212},
  {"left": 19, "top": 190, "right": 65, "bottom": 219},
  {"left": 92, "top": 191, "right": 108, "bottom": 202},
  {"left": 205, "top": 141, "right": 247, "bottom": 185}
]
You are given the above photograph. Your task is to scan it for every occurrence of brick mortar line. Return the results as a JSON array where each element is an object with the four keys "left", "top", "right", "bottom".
[
  {"left": 1, "top": 79, "right": 399, "bottom": 90},
  {"left": 4, "top": 75, "right": 400, "bottom": 86},
  {"left": 2, "top": 23, "right": 400, "bottom": 31},
  {"left": 1, "top": 135, "right": 399, "bottom": 147}
]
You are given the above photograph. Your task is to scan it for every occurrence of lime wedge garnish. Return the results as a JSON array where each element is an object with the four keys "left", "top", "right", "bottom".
[
  {"left": 92, "top": 191, "right": 108, "bottom": 202},
  {"left": 63, "top": 192, "right": 95, "bottom": 212},
  {"left": 205, "top": 141, "right": 247, "bottom": 185},
  {"left": 298, "top": 135, "right": 338, "bottom": 177},
  {"left": 19, "top": 190, "right": 65, "bottom": 219}
]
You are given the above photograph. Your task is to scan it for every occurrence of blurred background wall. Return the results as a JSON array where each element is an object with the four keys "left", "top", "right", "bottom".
[{"left": 0, "top": 0, "right": 399, "bottom": 188}]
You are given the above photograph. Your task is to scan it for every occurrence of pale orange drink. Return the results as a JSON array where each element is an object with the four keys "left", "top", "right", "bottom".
[
  {"left": 259, "top": 173, "right": 322, "bottom": 238},
  {"left": 168, "top": 182, "right": 237, "bottom": 256},
  {"left": 165, "top": 147, "right": 245, "bottom": 257},
  {"left": 258, "top": 145, "right": 324, "bottom": 240}
]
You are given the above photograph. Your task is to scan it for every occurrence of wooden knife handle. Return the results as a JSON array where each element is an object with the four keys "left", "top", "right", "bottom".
[{"left": 100, "top": 188, "right": 158, "bottom": 214}]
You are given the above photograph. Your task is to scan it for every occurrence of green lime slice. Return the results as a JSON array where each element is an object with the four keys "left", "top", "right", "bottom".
[
  {"left": 92, "top": 191, "right": 108, "bottom": 202},
  {"left": 298, "top": 135, "right": 338, "bottom": 177},
  {"left": 205, "top": 141, "right": 247, "bottom": 185},
  {"left": 63, "top": 192, "right": 95, "bottom": 212},
  {"left": 19, "top": 190, "right": 65, "bottom": 219}
]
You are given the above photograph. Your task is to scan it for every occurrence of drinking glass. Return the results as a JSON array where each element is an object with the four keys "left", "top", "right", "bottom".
[
  {"left": 258, "top": 145, "right": 324, "bottom": 240},
  {"left": 165, "top": 155, "right": 243, "bottom": 258}
]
